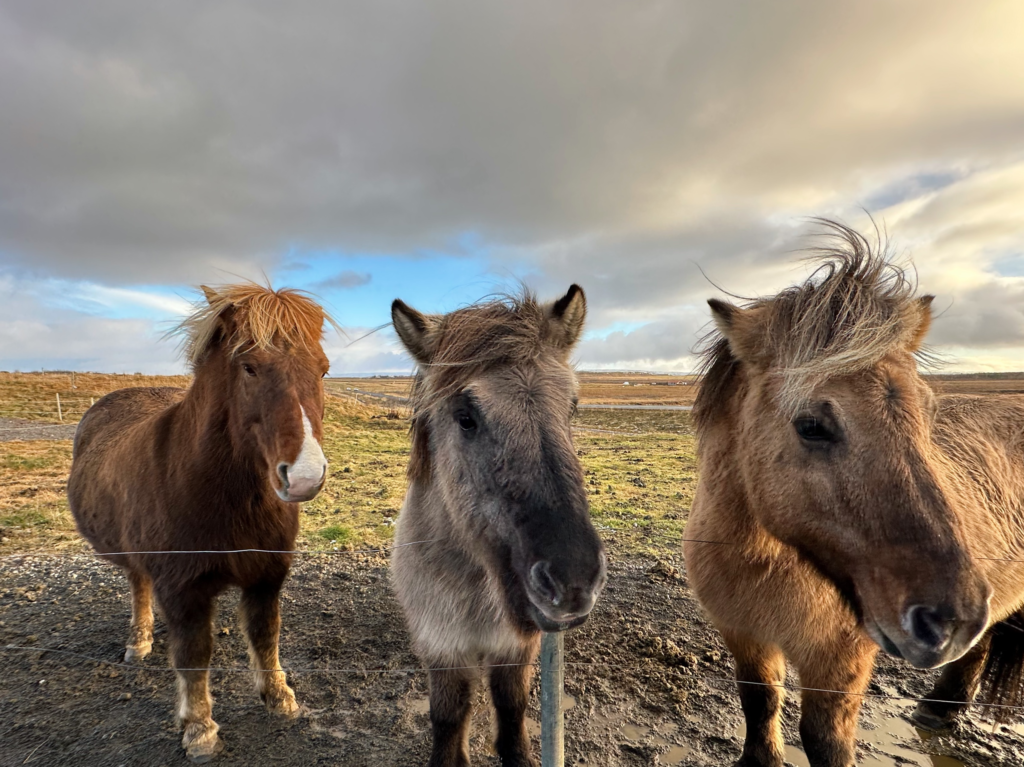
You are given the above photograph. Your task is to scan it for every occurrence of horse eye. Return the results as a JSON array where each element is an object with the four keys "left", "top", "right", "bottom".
[
  {"left": 456, "top": 413, "right": 477, "bottom": 432},
  {"left": 793, "top": 416, "right": 832, "bottom": 442},
  {"left": 242, "top": 363, "right": 257, "bottom": 377}
]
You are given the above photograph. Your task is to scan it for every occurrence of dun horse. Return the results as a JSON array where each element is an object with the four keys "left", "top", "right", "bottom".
[
  {"left": 68, "top": 284, "right": 334, "bottom": 763},
  {"left": 685, "top": 222, "right": 1024, "bottom": 767},
  {"left": 390, "top": 286, "right": 607, "bottom": 767}
]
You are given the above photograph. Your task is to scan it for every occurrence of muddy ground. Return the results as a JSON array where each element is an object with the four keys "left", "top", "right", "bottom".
[{"left": 2, "top": 548, "right": 1023, "bottom": 767}]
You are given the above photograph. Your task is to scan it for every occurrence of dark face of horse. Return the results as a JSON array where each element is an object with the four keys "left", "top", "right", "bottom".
[
  {"left": 393, "top": 286, "right": 607, "bottom": 632},
  {"left": 207, "top": 308, "right": 330, "bottom": 504},
  {"left": 435, "top": 365, "right": 606, "bottom": 631},
  {"left": 710, "top": 299, "right": 990, "bottom": 669}
]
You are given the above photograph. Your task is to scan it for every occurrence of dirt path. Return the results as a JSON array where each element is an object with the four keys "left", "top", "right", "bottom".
[
  {"left": 2, "top": 549, "right": 1021, "bottom": 767},
  {"left": 0, "top": 418, "right": 78, "bottom": 443}
]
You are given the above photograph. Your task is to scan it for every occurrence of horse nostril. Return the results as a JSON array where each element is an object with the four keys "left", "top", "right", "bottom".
[
  {"left": 529, "top": 561, "right": 564, "bottom": 607},
  {"left": 277, "top": 463, "right": 290, "bottom": 491},
  {"left": 904, "top": 604, "right": 953, "bottom": 651}
]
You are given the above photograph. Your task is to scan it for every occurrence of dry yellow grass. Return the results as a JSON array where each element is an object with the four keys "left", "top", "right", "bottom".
[
  {"left": 928, "top": 373, "right": 1024, "bottom": 397},
  {"left": 328, "top": 372, "right": 700, "bottom": 406},
  {"left": 0, "top": 372, "right": 192, "bottom": 423},
  {"left": 0, "top": 440, "right": 79, "bottom": 551}
]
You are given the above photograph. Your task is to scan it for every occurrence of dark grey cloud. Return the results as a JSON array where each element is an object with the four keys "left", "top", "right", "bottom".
[{"left": 3, "top": 1, "right": 1023, "bottom": 285}]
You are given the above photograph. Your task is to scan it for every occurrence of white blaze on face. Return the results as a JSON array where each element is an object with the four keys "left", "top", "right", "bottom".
[{"left": 277, "top": 406, "right": 327, "bottom": 502}]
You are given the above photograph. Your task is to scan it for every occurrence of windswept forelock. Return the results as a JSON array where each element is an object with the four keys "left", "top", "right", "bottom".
[
  {"left": 695, "top": 220, "right": 928, "bottom": 429},
  {"left": 175, "top": 283, "right": 336, "bottom": 368},
  {"left": 413, "top": 291, "right": 557, "bottom": 407},
  {"left": 406, "top": 290, "right": 575, "bottom": 482}
]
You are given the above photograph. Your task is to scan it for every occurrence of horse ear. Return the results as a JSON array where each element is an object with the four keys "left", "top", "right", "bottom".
[
  {"left": 547, "top": 284, "right": 587, "bottom": 350},
  {"left": 906, "top": 295, "right": 934, "bottom": 351},
  {"left": 708, "top": 298, "right": 738, "bottom": 335},
  {"left": 392, "top": 299, "right": 441, "bottom": 364},
  {"left": 201, "top": 285, "right": 219, "bottom": 305},
  {"left": 708, "top": 298, "right": 766, "bottom": 366}
]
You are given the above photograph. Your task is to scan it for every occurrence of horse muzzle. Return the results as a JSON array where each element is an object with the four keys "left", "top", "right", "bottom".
[
  {"left": 868, "top": 595, "right": 991, "bottom": 669},
  {"left": 524, "top": 555, "right": 607, "bottom": 633},
  {"left": 275, "top": 461, "right": 327, "bottom": 503}
]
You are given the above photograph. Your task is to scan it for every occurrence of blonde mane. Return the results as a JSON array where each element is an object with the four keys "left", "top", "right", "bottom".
[
  {"left": 176, "top": 283, "right": 336, "bottom": 368},
  {"left": 694, "top": 220, "right": 930, "bottom": 430}
]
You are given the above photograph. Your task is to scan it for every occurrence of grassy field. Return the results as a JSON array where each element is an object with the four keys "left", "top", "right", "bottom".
[
  {"left": 0, "top": 371, "right": 192, "bottom": 423},
  {"left": 331, "top": 371, "right": 1024, "bottom": 405},
  {"left": 0, "top": 372, "right": 696, "bottom": 557},
  {"left": 327, "top": 372, "right": 700, "bottom": 406},
  {"left": 3, "top": 370, "right": 1020, "bottom": 558}
]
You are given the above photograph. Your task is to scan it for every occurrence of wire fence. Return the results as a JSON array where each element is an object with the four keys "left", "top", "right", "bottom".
[
  {"left": 5, "top": 536, "right": 1024, "bottom": 564},
  {"left": 0, "top": 394, "right": 97, "bottom": 423},
  {"left": 4, "top": 535, "right": 1024, "bottom": 716},
  {"left": 4, "top": 640, "right": 1024, "bottom": 715}
]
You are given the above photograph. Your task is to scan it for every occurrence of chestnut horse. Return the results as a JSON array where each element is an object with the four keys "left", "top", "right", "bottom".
[
  {"left": 685, "top": 222, "right": 1024, "bottom": 767},
  {"left": 390, "top": 286, "right": 607, "bottom": 767},
  {"left": 68, "top": 284, "right": 334, "bottom": 763}
]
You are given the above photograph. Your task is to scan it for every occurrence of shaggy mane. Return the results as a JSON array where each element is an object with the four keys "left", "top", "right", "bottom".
[
  {"left": 176, "top": 283, "right": 336, "bottom": 368},
  {"left": 407, "top": 290, "right": 563, "bottom": 480},
  {"left": 413, "top": 291, "right": 553, "bottom": 402},
  {"left": 694, "top": 219, "right": 928, "bottom": 433}
]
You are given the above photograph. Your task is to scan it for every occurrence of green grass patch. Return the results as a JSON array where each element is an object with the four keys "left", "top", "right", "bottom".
[
  {"left": 317, "top": 524, "right": 354, "bottom": 545},
  {"left": 1, "top": 454, "right": 60, "bottom": 472},
  {"left": 2, "top": 507, "right": 51, "bottom": 528}
]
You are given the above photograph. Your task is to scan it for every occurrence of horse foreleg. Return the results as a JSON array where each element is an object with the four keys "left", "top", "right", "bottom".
[
  {"left": 490, "top": 644, "right": 539, "bottom": 767},
  {"left": 163, "top": 587, "right": 221, "bottom": 763},
  {"left": 793, "top": 636, "right": 875, "bottom": 767},
  {"left": 427, "top": 665, "right": 475, "bottom": 767},
  {"left": 913, "top": 632, "right": 991, "bottom": 730},
  {"left": 240, "top": 580, "right": 298, "bottom": 717},
  {"left": 722, "top": 630, "right": 786, "bottom": 767},
  {"left": 124, "top": 569, "right": 154, "bottom": 662}
]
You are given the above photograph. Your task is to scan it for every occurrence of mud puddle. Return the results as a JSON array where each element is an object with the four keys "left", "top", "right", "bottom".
[
  {"left": 736, "top": 698, "right": 966, "bottom": 767},
  {"left": 582, "top": 711, "right": 691, "bottom": 765},
  {"left": 401, "top": 692, "right": 577, "bottom": 754}
]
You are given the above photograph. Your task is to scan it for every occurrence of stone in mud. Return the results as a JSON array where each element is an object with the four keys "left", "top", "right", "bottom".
[{"left": 646, "top": 561, "right": 679, "bottom": 582}]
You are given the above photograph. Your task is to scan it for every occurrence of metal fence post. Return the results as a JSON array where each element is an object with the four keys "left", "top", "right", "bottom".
[
  {"left": 56, "top": 393, "right": 63, "bottom": 422},
  {"left": 540, "top": 631, "right": 564, "bottom": 767}
]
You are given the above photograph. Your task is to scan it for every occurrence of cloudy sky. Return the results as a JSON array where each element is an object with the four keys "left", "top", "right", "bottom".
[{"left": 1, "top": 1, "right": 1022, "bottom": 374}]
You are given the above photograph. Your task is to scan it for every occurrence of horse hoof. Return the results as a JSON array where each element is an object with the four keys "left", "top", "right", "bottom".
[
  {"left": 183, "top": 721, "right": 222, "bottom": 763},
  {"left": 496, "top": 742, "right": 537, "bottom": 767},
  {"left": 124, "top": 643, "right": 152, "bottom": 662},
  {"left": 734, "top": 756, "right": 783, "bottom": 767},
  {"left": 911, "top": 704, "right": 955, "bottom": 731},
  {"left": 185, "top": 737, "right": 223, "bottom": 763},
  {"left": 264, "top": 689, "right": 300, "bottom": 718},
  {"left": 505, "top": 756, "right": 538, "bottom": 767}
]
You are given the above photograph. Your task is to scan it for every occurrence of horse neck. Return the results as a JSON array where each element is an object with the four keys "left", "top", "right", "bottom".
[
  {"left": 696, "top": 367, "right": 784, "bottom": 556},
  {"left": 406, "top": 478, "right": 490, "bottom": 563}
]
